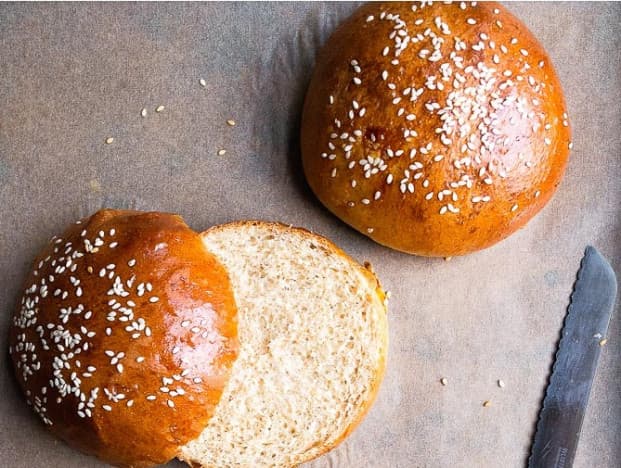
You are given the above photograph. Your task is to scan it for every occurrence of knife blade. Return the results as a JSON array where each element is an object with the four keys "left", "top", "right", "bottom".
[{"left": 528, "top": 246, "right": 617, "bottom": 468}]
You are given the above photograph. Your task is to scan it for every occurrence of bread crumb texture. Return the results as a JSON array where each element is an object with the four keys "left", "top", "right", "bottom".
[{"left": 181, "top": 222, "right": 388, "bottom": 467}]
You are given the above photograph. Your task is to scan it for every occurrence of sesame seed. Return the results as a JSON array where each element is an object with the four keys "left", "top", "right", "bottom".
[
  {"left": 497, "top": 379, "right": 505, "bottom": 388},
  {"left": 226, "top": 119, "right": 236, "bottom": 126},
  {"left": 167, "top": 400, "right": 175, "bottom": 408},
  {"left": 127, "top": 400, "right": 134, "bottom": 407},
  {"left": 193, "top": 377, "right": 202, "bottom": 384},
  {"left": 352, "top": 77, "right": 362, "bottom": 85},
  {"left": 149, "top": 296, "right": 159, "bottom": 303},
  {"left": 141, "top": 108, "right": 147, "bottom": 117},
  {"left": 128, "top": 259, "right": 136, "bottom": 267},
  {"left": 155, "top": 105, "right": 165, "bottom": 113},
  {"left": 483, "top": 400, "right": 492, "bottom": 407},
  {"left": 105, "top": 137, "right": 114, "bottom": 144},
  {"left": 599, "top": 338, "right": 608, "bottom": 346},
  {"left": 146, "top": 395, "right": 156, "bottom": 401},
  {"left": 366, "top": 15, "right": 374, "bottom": 22},
  {"left": 217, "top": 149, "right": 226, "bottom": 156},
  {"left": 136, "top": 356, "right": 145, "bottom": 363},
  {"left": 440, "top": 378, "right": 448, "bottom": 386},
  {"left": 199, "top": 78, "right": 206, "bottom": 87},
  {"left": 511, "top": 204, "right": 519, "bottom": 212},
  {"left": 467, "top": 18, "right": 476, "bottom": 25},
  {"left": 102, "top": 405, "right": 112, "bottom": 411},
  {"left": 534, "top": 190, "right": 541, "bottom": 198},
  {"left": 520, "top": 48, "right": 529, "bottom": 56}
]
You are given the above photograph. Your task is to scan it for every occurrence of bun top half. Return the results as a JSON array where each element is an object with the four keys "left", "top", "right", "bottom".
[{"left": 9, "top": 209, "right": 238, "bottom": 467}]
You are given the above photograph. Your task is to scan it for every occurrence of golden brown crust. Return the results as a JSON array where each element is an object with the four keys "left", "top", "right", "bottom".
[
  {"left": 200, "top": 220, "right": 389, "bottom": 467},
  {"left": 301, "top": 1, "right": 571, "bottom": 256},
  {"left": 8, "top": 209, "right": 238, "bottom": 467}
]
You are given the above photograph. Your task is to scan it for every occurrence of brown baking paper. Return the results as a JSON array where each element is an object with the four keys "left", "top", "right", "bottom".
[{"left": 0, "top": 2, "right": 619, "bottom": 467}]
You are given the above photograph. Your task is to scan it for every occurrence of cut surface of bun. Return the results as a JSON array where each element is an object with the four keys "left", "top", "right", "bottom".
[
  {"left": 179, "top": 221, "right": 388, "bottom": 467},
  {"left": 8, "top": 209, "right": 238, "bottom": 467},
  {"left": 301, "top": 1, "right": 571, "bottom": 256}
]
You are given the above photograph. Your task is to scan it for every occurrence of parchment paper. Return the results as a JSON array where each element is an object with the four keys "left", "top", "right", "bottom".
[{"left": 0, "top": 2, "right": 619, "bottom": 467}]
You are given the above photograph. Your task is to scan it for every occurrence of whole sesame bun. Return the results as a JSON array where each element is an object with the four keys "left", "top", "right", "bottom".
[
  {"left": 179, "top": 221, "right": 388, "bottom": 467},
  {"left": 8, "top": 209, "right": 239, "bottom": 467},
  {"left": 301, "top": 1, "right": 572, "bottom": 256}
]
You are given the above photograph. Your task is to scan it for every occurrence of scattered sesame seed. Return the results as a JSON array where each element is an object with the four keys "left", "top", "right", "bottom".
[
  {"left": 352, "top": 77, "right": 362, "bottom": 85},
  {"left": 155, "top": 105, "right": 165, "bottom": 113},
  {"left": 102, "top": 405, "right": 112, "bottom": 412},
  {"left": 511, "top": 204, "right": 519, "bottom": 212},
  {"left": 226, "top": 119, "right": 236, "bottom": 126},
  {"left": 141, "top": 108, "right": 147, "bottom": 117},
  {"left": 599, "top": 338, "right": 608, "bottom": 346},
  {"left": 483, "top": 400, "right": 492, "bottom": 407},
  {"left": 497, "top": 379, "right": 505, "bottom": 388},
  {"left": 136, "top": 356, "right": 145, "bottom": 363},
  {"left": 217, "top": 149, "right": 227, "bottom": 156},
  {"left": 466, "top": 18, "right": 476, "bottom": 25},
  {"left": 199, "top": 78, "right": 206, "bottom": 87},
  {"left": 167, "top": 400, "right": 175, "bottom": 408},
  {"left": 440, "top": 378, "right": 448, "bottom": 386},
  {"left": 146, "top": 395, "right": 156, "bottom": 401},
  {"left": 105, "top": 137, "right": 114, "bottom": 145}
]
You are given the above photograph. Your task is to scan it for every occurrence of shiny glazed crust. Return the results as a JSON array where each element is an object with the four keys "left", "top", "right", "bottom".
[
  {"left": 301, "top": 2, "right": 571, "bottom": 256},
  {"left": 8, "top": 209, "right": 238, "bottom": 467}
]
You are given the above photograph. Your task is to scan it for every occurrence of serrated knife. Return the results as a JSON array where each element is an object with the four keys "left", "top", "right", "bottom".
[{"left": 528, "top": 246, "right": 617, "bottom": 468}]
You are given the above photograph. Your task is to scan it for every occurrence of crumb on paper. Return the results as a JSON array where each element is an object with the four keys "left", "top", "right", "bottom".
[
  {"left": 89, "top": 179, "right": 102, "bottom": 192},
  {"left": 599, "top": 338, "right": 608, "bottom": 347}
]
